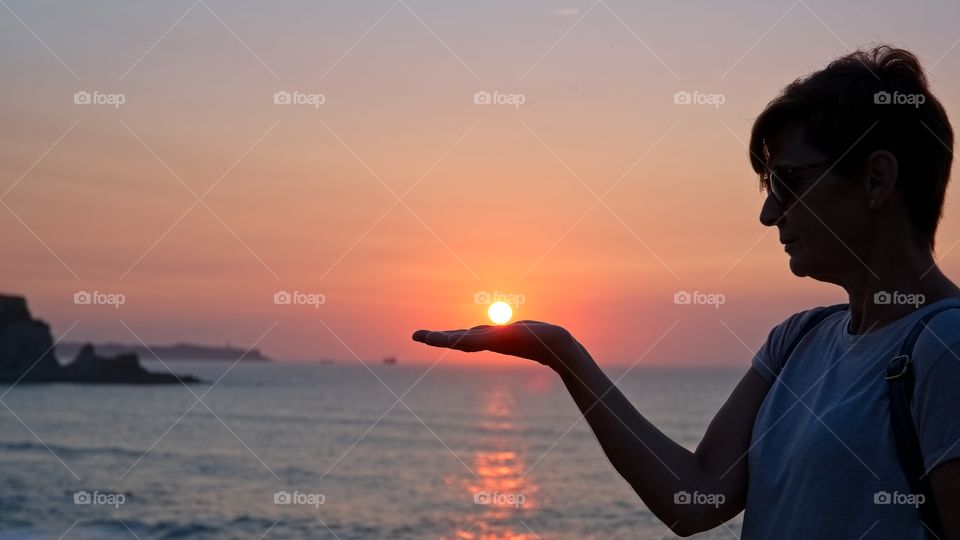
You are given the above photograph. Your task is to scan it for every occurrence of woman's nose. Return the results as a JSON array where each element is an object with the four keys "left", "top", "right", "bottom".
[{"left": 759, "top": 194, "right": 785, "bottom": 227}]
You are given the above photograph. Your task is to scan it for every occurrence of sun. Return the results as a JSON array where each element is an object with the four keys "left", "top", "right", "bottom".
[{"left": 487, "top": 301, "right": 513, "bottom": 325}]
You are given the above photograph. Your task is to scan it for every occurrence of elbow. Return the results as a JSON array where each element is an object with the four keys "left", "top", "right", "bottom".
[
  {"left": 669, "top": 520, "right": 709, "bottom": 538},
  {"left": 665, "top": 507, "right": 738, "bottom": 537},
  {"left": 658, "top": 500, "right": 734, "bottom": 537},
  {"left": 625, "top": 482, "right": 716, "bottom": 536},
  {"left": 649, "top": 506, "right": 712, "bottom": 537},
  {"left": 658, "top": 485, "right": 744, "bottom": 536}
]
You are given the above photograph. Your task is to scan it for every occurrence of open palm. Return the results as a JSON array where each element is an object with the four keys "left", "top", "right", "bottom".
[{"left": 411, "top": 320, "right": 579, "bottom": 369}]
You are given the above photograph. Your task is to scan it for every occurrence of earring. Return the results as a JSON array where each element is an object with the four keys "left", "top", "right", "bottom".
[{"left": 868, "top": 199, "right": 877, "bottom": 209}]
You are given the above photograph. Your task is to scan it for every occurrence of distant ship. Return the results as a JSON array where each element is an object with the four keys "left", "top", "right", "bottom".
[{"left": 382, "top": 356, "right": 397, "bottom": 365}]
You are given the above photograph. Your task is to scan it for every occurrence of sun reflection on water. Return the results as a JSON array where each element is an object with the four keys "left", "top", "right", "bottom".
[{"left": 446, "top": 388, "right": 540, "bottom": 540}]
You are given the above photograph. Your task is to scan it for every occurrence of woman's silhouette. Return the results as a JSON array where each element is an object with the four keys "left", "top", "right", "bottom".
[{"left": 412, "top": 46, "right": 960, "bottom": 539}]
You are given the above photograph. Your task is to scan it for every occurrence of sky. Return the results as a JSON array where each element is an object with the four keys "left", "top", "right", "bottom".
[{"left": 2, "top": 0, "right": 960, "bottom": 366}]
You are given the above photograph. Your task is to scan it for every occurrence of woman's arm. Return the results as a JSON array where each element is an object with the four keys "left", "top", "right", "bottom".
[
  {"left": 412, "top": 321, "right": 772, "bottom": 536},
  {"left": 556, "top": 342, "right": 770, "bottom": 536},
  {"left": 931, "top": 460, "right": 960, "bottom": 539}
]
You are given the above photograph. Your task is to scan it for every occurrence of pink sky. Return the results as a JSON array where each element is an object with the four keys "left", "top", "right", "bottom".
[{"left": 2, "top": 1, "right": 959, "bottom": 366}]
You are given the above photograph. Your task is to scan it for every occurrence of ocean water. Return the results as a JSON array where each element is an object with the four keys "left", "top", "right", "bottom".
[{"left": 0, "top": 361, "right": 746, "bottom": 539}]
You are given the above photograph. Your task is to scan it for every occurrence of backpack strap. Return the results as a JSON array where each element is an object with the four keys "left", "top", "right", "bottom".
[
  {"left": 782, "top": 303, "right": 849, "bottom": 364},
  {"left": 885, "top": 304, "right": 960, "bottom": 539}
]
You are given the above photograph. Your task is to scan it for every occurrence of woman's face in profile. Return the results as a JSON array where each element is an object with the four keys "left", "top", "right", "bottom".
[{"left": 759, "top": 123, "right": 872, "bottom": 284}]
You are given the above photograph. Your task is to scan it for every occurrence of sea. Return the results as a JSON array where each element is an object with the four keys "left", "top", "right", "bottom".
[{"left": 0, "top": 361, "right": 746, "bottom": 539}]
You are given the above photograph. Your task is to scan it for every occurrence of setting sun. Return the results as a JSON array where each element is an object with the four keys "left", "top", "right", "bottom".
[{"left": 487, "top": 301, "right": 513, "bottom": 325}]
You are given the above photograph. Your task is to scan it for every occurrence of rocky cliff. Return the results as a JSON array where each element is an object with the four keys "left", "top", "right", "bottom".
[{"left": 0, "top": 294, "right": 199, "bottom": 384}]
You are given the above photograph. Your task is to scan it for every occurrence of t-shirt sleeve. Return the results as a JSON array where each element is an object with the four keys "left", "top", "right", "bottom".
[
  {"left": 912, "top": 339, "right": 960, "bottom": 473},
  {"left": 751, "top": 322, "right": 787, "bottom": 384},
  {"left": 751, "top": 306, "right": 842, "bottom": 384}
]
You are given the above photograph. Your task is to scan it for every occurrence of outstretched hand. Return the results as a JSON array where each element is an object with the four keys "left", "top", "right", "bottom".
[{"left": 411, "top": 320, "right": 581, "bottom": 369}]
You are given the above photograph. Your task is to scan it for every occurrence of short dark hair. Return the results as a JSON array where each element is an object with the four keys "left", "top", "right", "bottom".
[{"left": 749, "top": 45, "right": 954, "bottom": 249}]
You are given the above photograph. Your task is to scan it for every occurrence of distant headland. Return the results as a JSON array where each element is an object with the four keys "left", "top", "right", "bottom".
[
  {"left": 56, "top": 342, "right": 271, "bottom": 362},
  {"left": 0, "top": 294, "right": 200, "bottom": 384}
]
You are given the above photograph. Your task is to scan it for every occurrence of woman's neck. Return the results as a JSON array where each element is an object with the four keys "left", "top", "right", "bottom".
[{"left": 844, "top": 250, "right": 960, "bottom": 334}]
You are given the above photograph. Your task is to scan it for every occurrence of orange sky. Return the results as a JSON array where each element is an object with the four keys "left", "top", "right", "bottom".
[{"left": 2, "top": 1, "right": 959, "bottom": 366}]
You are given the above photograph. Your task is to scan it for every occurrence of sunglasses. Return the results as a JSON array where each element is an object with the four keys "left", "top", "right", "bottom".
[{"left": 761, "top": 159, "right": 834, "bottom": 205}]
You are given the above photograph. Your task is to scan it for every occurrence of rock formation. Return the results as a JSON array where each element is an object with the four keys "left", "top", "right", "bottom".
[{"left": 0, "top": 294, "right": 199, "bottom": 384}]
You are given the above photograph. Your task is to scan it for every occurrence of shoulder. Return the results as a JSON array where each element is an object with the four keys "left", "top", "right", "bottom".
[
  {"left": 772, "top": 303, "right": 847, "bottom": 346},
  {"left": 908, "top": 303, "right": 960, "bottom": 472},
  {"left": 751, "top": 303, "right": 847, "bottom": 383},
  {"left": 912, "top": 304, "right": 960, "bottom": 383}
]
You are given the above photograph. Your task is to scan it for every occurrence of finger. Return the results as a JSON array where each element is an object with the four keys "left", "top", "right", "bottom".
[
  {"left": 411, "top": 329, "right": 469, "bottom": 349},
  {"left": 466, "top": 324, "right": 502, "bottom": 335},
  {"left": 413, "top": 325, "right": 496, "bottom": 343},
  {"left": 412, "top": 330, "right": 451, "bottom": 346},
  {"left": 448, "top": 330, "right": 487, "bottom": 352}
]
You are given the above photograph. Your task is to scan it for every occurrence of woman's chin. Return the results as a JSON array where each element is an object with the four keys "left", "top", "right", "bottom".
[{"left": 787, "top": 253, "right": 810, "bottom": 277}]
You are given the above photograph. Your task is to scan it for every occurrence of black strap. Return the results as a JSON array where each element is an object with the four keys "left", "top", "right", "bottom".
[{"left": 885, "top": 305, "right": 960, "bottom": 539}]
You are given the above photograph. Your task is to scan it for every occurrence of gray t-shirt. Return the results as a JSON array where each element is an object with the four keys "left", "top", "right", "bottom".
[{"left": 742, "top": 297, "right": 960, "bottom": 539}]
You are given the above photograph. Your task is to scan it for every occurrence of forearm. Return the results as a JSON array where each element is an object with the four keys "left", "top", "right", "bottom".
[{"left": 552, "top": 343, "right": 735, "bottom": 533}]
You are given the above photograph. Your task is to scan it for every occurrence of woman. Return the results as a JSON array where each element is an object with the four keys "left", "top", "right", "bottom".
[{"left": 412, "top": 46, "right": 960, "bottom": 539}]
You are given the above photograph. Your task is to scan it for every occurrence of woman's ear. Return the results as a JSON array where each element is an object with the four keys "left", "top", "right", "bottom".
[{"left": 863, "top": 149, "right": 898, "bottom": 209}]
